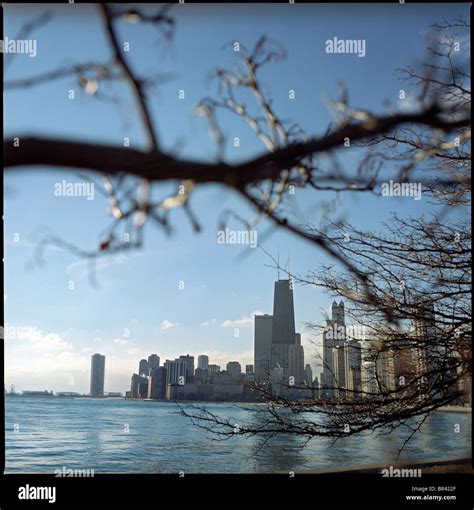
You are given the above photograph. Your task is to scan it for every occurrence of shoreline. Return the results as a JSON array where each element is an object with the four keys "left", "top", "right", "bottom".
[
  {"left": 6, "top": 457, "right": 472, "bottom": 475},
  {"left": 298, "top": 456, "right": 473, "bottom": 475}
]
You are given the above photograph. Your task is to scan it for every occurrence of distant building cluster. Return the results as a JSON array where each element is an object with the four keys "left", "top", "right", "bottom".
[{"left": 125, "top": 352, "right": 256, "bottom": 401}]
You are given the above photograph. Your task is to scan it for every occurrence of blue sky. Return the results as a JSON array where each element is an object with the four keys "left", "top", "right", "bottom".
[{"left": 4, "top": 3, "right": 470, "bottom": 393}]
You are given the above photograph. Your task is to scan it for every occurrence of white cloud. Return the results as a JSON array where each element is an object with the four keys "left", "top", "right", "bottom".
[
  {"left": 200, "top": 318, "right": 217, "bottom": 327},
  {"left": 4, "top": 324, "right": 72, "bottom": 351},
  {"left": 160, "top": 320, "right": 178, "bottom": 330},
  {"left": 113, "top": 338, "right": 134, "bottom": 345},
  {"left": 220, "top": 310, "right": 264, "bottom": 328}
]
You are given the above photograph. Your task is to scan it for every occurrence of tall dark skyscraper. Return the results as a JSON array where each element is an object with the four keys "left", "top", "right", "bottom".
[
  {"left": 254, "top": 279, "right": 300, "bottom": 387},
  {"left": 270, "top": 279, "right": 297, "bottom": 382},
  {"left": 271, "top": 280, "right": 296, "bottom": 344},
  {"left": 90, "top": 353, "right": 105, "bottom": 397}
]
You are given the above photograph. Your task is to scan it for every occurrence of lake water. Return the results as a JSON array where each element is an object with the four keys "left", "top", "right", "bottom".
[{"left": 5, "top": 397, "right": 471, "bottom": 473}]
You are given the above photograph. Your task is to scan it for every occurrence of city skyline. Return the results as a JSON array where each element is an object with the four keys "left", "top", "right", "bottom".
[
  {"left": 7, "top": 277, "right": 469, "bottom": 405},
  {"left": 3, "top": 281, "right": 451, "bottom": 397}
]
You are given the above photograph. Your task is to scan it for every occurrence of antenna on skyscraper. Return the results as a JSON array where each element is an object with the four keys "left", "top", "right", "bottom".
[
  {"left": 287, "top": 250, "right": 290, "bottom": 278},
  {"left": 277, "top": 244, "right": 280, "bottom": 280}
]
